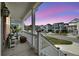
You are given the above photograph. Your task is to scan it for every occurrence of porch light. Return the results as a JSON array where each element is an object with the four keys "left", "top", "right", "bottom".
[{"left": 1, "top": 6, "right": 10, "bottom": 17}]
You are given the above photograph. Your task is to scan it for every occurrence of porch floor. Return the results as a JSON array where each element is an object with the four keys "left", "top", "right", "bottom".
[{"left": 2, "top": 42, "right": 37, "bottom": 56}]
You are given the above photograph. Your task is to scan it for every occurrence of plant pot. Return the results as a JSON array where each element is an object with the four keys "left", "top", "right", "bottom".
[{"left": 20, "top": 36, "right": 27, "bottom": 43}]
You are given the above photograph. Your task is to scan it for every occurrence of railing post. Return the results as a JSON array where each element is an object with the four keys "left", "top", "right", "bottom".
[
  {"left": 37, "top": 31, "right": 42, "bottom": 56},
  {"left": 59, "top": 50, "right": 60, "bottom": 56},
  {"left": 57, "top": 47, "right": 60, "bottom": 56}
]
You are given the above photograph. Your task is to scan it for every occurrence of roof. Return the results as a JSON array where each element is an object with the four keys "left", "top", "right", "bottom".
[{"left": 69, "top": 18, "right": 79, "bottom": 23}]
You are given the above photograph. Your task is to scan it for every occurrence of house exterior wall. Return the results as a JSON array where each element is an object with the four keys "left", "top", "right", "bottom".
[
  {"left": 76, "top": 22, "right": 79, "bottom": 35},
  {"left": 68, "top": 18, "right": 79, "bottom": 35},
  {"left": 5, "top": 17, "right": 10, "bottom": 40},
  {"left": 44, "top": 24, "right": 52, "bottom": 32},
  {"left": 68, "top": 22, "right": 79, "bottom": 35},
  {"left": 44, "top": 25, "right": 48, "bottom": 32},
  {"left": 52, "top": 23, "right": 65, "bottom": 33}
]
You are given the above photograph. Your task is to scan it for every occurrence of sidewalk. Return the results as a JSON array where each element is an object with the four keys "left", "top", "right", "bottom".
[
  {"left": 42, "top": 32, "right": 79, "bottom": 56},
  {"left": 67, "top": 33, "right": 77, "bottom": 38},
  {"left": 55, "top": 42, "right": 79, "bottom": 56}
]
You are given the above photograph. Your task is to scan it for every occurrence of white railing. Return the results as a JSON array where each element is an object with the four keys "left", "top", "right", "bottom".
[
  {"left": 38, "top": 32, "right": 65, "bottom": 56},
  {"left": 20, "top": 30, "right": 37, "bottom": 49},
  {"left": 20, "top": 30, "right": 66, "bottom": 56}
]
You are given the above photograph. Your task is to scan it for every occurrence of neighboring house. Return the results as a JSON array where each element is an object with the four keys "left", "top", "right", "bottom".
[
  {"left": 39, "top": 25, "right": 46, "bottom": 31},
  {"left": 68, "top": 18, "right": 79, "bottom": 35},
  {"left": 44, "top": 24, "right": 52, "bottom": 32},
  {"left": 64, "top": 23, "right": 69, "bottom": 28},
  {"left": 52, "top": 22, "right": 67, "bottom": 33},
  {"left": 36, "top": 18, "right": 79, "bottom": 35},
  {"left": 64, "top": 23, "right": 69, "bottom": 32},
  {"left": 68, "top": 25, "right": 77, "bottom": 35},
  {"left": 35, "top": 25, "right": 39, "bottom": 31}
]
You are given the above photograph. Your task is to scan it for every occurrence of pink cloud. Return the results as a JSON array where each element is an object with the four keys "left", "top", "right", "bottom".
[{"left": 36, "top": 5, "right": 79, "bottom": 19}]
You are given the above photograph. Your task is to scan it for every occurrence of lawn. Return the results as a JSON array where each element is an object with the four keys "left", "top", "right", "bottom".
[
  {"left": 77, "top": 36, "right": 79, "bottom": 39},
  {"left": 54, "top": 32, "right": 68, "bottom": 36},
  {"left": 45, "top": 36, "right": 72, "bottom": 45}
]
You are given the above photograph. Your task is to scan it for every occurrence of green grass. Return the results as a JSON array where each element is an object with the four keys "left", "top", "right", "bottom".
[
  {"left": 59, "top": 33, "right": 67, "bottom": 35},
  {"left": 56, "top": 32, "right": 68, "bottom": 36},
  {"left": 77, "top": 36, "right": 79, "bottom": 39},
  {"left": 45, "top": 36, "right": 72, "bottom": 45}
]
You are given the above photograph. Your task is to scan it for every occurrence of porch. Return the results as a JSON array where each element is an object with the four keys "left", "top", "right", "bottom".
[
  {"left": 1, "top": 2, "right": 66, "bottom": 56},
  {"left": 3, "top": 41, "right": 37, "bottom": 56}
]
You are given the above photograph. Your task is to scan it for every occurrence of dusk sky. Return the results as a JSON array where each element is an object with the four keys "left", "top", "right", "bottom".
[{"left": 24, "top": 2, "right": 79, "bottom": 25}]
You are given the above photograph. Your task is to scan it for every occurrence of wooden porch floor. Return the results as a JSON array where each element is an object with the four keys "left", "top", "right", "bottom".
[{"left": 2, "top": 42, "right": 37, "bottom": 56}]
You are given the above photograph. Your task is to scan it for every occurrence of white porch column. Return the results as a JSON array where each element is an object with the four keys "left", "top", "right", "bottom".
[
  {"left": 21, "top": 22, "right": 24, "bottom": 31},
  {"left": 0, "top": 14, "right": 4, "bottom": 56},
  {"left": 31, "top": 8, "right": 36, "bottom": 47},
  {"left": 0, "top": 12, "right": 1, "bottom": 56},
  {"left": 77, "top": 22, "right": 79, "bottom": 35}
]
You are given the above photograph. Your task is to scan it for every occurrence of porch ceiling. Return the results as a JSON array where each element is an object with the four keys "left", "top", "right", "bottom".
[{"left": 5, "top": 2, "right": 37, "bottom": 21}]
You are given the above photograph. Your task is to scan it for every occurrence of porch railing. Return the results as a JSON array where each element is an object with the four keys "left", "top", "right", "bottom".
[
  {"left": 39, "top": 33, "right": 65, "bottom": 56},
  {"left": 20, "top": 30, "right": 66, "bottom": 56},
  {"left": 20, "top": 30, "right": 38, "bottom": 50}
]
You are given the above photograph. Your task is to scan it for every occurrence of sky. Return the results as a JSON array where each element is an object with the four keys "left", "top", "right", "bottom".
[{"left": 24, "top": 2, "right": 79, "bottom": 25}]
